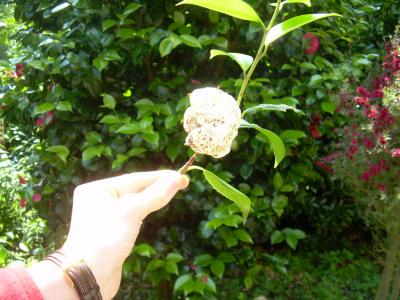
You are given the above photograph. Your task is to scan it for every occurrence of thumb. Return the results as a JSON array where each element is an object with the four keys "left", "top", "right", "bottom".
[{"left": 134, "top": 171, "right": 189, "bottom": 217}]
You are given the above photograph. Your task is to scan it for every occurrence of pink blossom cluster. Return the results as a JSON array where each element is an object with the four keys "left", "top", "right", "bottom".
[
  {"left": 303, "top": 33, "right": 320, "bottom": 55},
  {"left": 316, "top": 41, "right": 400, "bottom": 195}
]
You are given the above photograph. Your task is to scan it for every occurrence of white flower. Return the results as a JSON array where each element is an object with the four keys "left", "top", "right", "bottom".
[{"left": 183, "top": 87, "right": 241, "bottom": 158}]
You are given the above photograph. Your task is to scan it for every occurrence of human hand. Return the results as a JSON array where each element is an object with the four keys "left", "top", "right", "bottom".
[{"left": 60, "top": 170, "right": 189, "bottom": 299}]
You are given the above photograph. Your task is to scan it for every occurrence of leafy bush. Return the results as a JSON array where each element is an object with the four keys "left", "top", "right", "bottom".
[{"left": 0, "top": 0, "right": 399, "bottom": 298}]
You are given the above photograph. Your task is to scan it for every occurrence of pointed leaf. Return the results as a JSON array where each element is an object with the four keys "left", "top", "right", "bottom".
[
  {"left": 210, "top": 49, "right": 253, "bottom": 73},
  {"left": 180, "top": 34, "right": 202, "bottom": 48},
  {"left": 102, "top": 94, "right": 116, "bottom": 110},
  {"left": 243, "top": 104, "right": 303, "bottom": 116},
  {"left": 240, "top": 120, "right": 285, "bottom": 167},
  {"left": 177, "top": 0, "right": 264, "bottom": 26},
  {"left": 266, "top": 13, "right": 341, "bottom": 45},
  {"left": 210, "top": 260, "right": 225, "bottom": 278},
  {"left": 46, "top": 145, "right": 70, "bottom": 162},
  {"left": 189, "top": 166, "right": 251, "bottom": 221},
  {"left": 34, "top": 102, "right": 55, "bottom": 115},
  {"left": 174, "top": 274, "right": 192, "bottom": 291}
]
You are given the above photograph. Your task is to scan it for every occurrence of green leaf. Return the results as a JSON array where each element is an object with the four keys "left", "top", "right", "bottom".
[
  {"left": 244, "top": 276, "right": 253, "bottom": 289},
  {"left": 166, "top": 253, "right": 184, "bottom": 263},
  {"left": 28, "top": 60, "right": 45, "bottom": 71},
  {"left": 283, "top": 228, "right": 306, "bottom": 250},
  {"left": 82, "top": 145, "right": 104, "bottom": 161},
  {"left": 146, "top": 259, "right": 164, "bottom": 272},
  {"left": 93, "top": 58, "right": 108, "bottom": 71},
  {"left": 174, "top": 274, "right": 192, "bottom": 291},
  {"left": 280, "top": 130, "right": 306, "bottom": 145},
  {"left": 117, "top": 123, "right": 141, "bottom": 134},
  {"left": 102, "top": 19, "right": 118, "bottom": 31},
  {"left": 210, "top": 260, "right": 225, "bottom": 278},
  {"left": 271, "top": 230, "right": 285, "bottom": 244},
  {"left": 112, "top": 154, "right": 128, "bottom": 170},
  {"left": 177, "top": 0, "right": 264, "bottom": 26},
  {"left": 164, "top": 261, "right": 179, "bottom": 275},
  {"left": 46, "top": 145, "right": 70, "bottom": 162},
  {"left": 240, "top": 120, "right": 285, "bottom": 168},
  {"left": 143, "top": 132, "right": 159, "bottom": 146},
  {"left": 194, "top": 254, "right": 213, "bottom": 267},
  {"left": 132, "top": 243, "right": 155, "bottom": 257},
  {"left": 242, "top": 104, "right": 303, "bottom": 116},
  {"left": 102, "top": 50, "right": 121, "bottom": 61},
  {"left": 159, "top": 38, "right": 175, "bottom": 57},
  {"left": 210, "top": 49, "right": 253, "bottom": 73},
  {"left": 190, "top": 167, "right": 251, "bottom": 221},
  {"left": 100, "top": 115, "right": 124, "bottom": 124},
  {"left": 102, "top": 94, "right": 116, "bottom": 109},
  {"left": 51, "top": 2, "right": 71, "bottom": 14},
  {"left": 321, "top": 101, "right": 336, "bottom": 114},
  {"left": 308, "top": 74, "right": 324, "bottom": 88},
  {"left": 180, "top": 34, "right": 202, "bottom": 48},
  {"left": 265, "top": 13, "right": 341, "bottom": 45},
  {"left": 300, "top": 62, "right": 317, "bottom": 70},
  {"left": 34, "top": 102, "right": 55, "bottom": 115},
  {"left": 273, "top": 172, "right": 284, "bottom": 190},
  {"left": 19, "top": 242, "right": 29, "bottom": 252},
  {"left": 271, "top": 195, "right": 288, "bottom": 217},
  {"left": 123, "top": 3, "right": 141, "bottom": 16},
  {"left": 56, "top": 101, "right": 73, "bottom": 112},
  {"left": 0, "top": 245, "right": 8, "bottom": 265},
  {"left": 233, "top": 229, "right": 253, "bottom": 243}
]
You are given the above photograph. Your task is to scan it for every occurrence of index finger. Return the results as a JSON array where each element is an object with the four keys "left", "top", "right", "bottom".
[{"left": 92, "top": 170, "right": 180, "bottom": 197}]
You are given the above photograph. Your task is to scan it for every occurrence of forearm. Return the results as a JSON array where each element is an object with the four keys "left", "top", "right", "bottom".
[{"left": 28, "top": 261, "right": 79, "bottom": 300}]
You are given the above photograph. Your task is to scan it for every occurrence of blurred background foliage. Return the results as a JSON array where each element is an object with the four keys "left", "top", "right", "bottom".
[{"left": 0, "top": 0, "right": 399, "bottom": 299}]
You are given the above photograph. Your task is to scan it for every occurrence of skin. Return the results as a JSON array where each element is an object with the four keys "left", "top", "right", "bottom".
[{"left": 28, "top": 170, "right": 189, "bottom": 300}]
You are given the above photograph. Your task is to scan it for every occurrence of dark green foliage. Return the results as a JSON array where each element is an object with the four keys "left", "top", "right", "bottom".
[{"left": 0, "top": 0, "right": 399, "bottom": 298}]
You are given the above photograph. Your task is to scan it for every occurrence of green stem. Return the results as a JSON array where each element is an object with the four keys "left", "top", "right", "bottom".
[{"left": 237, "top": 0, "right": 282, "bottom": 106}]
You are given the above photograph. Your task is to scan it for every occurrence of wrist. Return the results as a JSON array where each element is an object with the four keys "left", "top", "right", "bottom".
[{"left": 28, "top": 260, "right": 79, "bottom": 300}]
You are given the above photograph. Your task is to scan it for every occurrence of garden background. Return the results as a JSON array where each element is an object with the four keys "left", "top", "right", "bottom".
[{"left": 1, "top": 0, "right": 400, "bottom": 299}]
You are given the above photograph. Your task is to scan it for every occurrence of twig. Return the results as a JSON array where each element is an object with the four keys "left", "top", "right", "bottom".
[{"left": 179, "top": 153, "right": 200, "bottom": 174}]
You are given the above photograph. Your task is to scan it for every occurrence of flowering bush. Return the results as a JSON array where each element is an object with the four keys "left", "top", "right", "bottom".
[{"left": 319, "top": 27, "right": 400, "bottom": 300}]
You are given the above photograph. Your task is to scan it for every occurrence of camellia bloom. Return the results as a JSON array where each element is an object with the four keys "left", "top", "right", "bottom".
[
  {"left": 20, "top": 198, "right": 27, "bottom": 208},
  {"left": 36, "top": 117, "right": 44, "bottom": 127},
  {"left": 183, "top": 87, "right": 241, "bottom": 158},
  {"left": 303, "top": 33, "right": 320, "bottom": 55},
  {"left": 32, "top": 193, "right": 42, "bottom": 203}
]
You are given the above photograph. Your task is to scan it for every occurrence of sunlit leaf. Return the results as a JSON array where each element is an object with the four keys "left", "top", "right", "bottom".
[
  {"left": 177, "top": 0, "right": 264, "bottom": 26},
  {"left": 210, "top": 49, "right": 253, "bottom": 73},
  {"left": 266, "top": 13, "right": 341, "bottom": 46}
]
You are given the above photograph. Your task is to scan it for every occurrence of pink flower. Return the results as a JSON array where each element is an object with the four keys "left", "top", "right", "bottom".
[
  {"left": 18, "top": 175, "right": 27, "bottom": 185},
  {"left": 377, "top": 184, "right": 386, "bottom": 193},
  {"left": 309, "top": 123, "right": 320, "bottom": 139},
  {"left": 36, "top": 117, "right": 44, "bottom": 127},
  {"left": 303, "top": 33, "right": 320, "bottom": 55},
  {"left": 364, "top": 138, "right": 374, "bottom": 149},
  {"left": 356, "top": 86, "right": 371, "bottom": 98},
  {"left": 201, "top": 275, "right": 207, "bottom": 284},
  {"left": 32, "top": 193, "right": 42, "bottom": 203},
  {"left": 46, "top": 111, "right": 55, "bottom": 119},
  {"left": 15, "top": 64, "right": 25, "bottom": 78},
  {"left": 372, "top": 89, "right": 384, "bottom": 98},
  {"left": 19, "top": 198, "right": 27, "bottom": 208},
  {"left": 392, "top": 148, "right": 400, "bottom": 158}
]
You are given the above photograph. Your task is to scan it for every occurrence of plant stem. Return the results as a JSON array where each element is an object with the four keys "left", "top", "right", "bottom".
[
  {"left": 390, "top": 259, "right": 400, "bottom": 300},
  {"left": 237, "top": 0, "right": 282, "bottom": 106},
  {"left": 179, "top": 153, "right": 200, "bottom": 174},
  {"left": 375, "top": 200, "right": 400, "bottom": 300}
]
